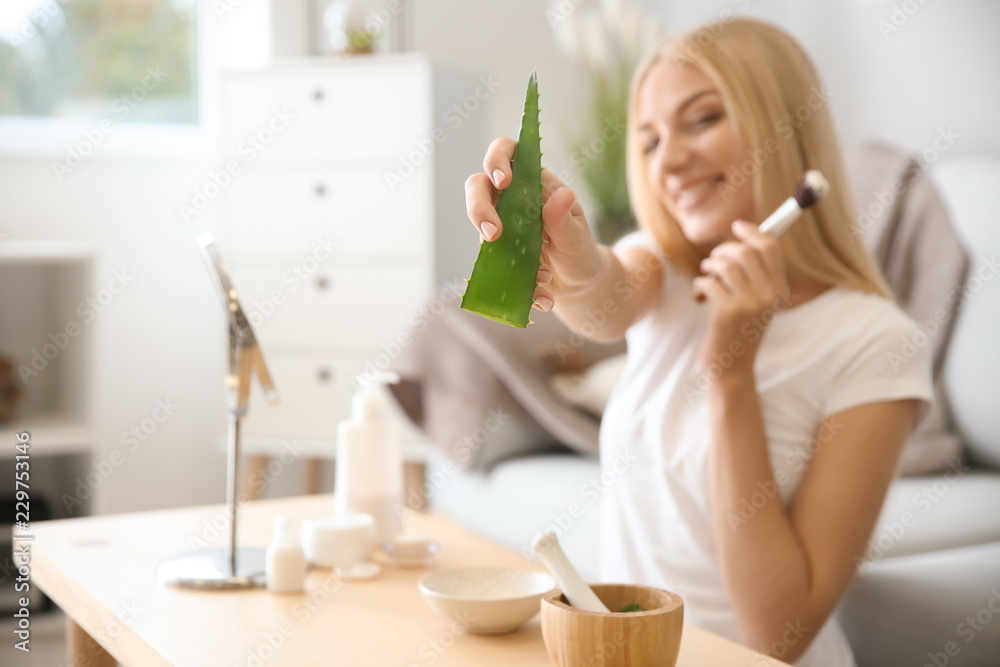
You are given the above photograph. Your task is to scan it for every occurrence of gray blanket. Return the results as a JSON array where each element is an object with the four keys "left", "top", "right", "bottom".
[
  {"left": 390, "top": 142, "right": 968, "bottom": 476},
  {"left": 847, "top": 142, "right": 969, "bottom": 474}
]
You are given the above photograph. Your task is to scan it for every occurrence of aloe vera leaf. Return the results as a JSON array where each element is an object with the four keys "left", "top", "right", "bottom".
[{"left": 461, "top": 70, "right": 543, "bottom": 329}]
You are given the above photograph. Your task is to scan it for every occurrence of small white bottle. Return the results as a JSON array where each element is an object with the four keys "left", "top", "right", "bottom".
[
  {"left": 265, "top": 515, "right": 306, "bottom": 593},
  {"left": 335, "top": 372, "right": 404, "bottom": 544}
]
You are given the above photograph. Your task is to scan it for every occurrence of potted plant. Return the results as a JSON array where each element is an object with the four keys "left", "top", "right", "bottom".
[{"left": 548, "top": 0, "right": 665, "bottom": 245}]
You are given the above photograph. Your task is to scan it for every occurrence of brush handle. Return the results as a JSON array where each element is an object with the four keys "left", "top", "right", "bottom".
[
  {"left": 693, "top": 196, "right": 804, "bottom": 303},
  {"left": 532, "top": 531, "right": 609, "bottom": 612},
  {"left": 757, "top": 196, "right": 803, "bottom": 238}
]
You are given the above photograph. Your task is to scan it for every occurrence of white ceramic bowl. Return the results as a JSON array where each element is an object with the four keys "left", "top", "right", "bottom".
[{"left": 418, "top": 567, "right": 556, "bottom": 634}]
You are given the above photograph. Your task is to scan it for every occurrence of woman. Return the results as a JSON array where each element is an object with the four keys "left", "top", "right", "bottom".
[{"left": 465, "top": 17, "right": 932, "bottom": 667}]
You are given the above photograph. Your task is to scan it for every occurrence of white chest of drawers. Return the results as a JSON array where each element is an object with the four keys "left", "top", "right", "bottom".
[{"left": 217, "top": 54, "right": 434, "bottom": 457}]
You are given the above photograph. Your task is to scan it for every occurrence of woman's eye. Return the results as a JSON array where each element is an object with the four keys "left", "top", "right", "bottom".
[
  {"left": 642, "top": 138, "right": 658, "bottom": 155},
  {"left": 691, "top": 113, "right": 722, "bottom": 128}
]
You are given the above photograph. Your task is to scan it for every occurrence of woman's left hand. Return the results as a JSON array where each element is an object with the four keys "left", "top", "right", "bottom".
[{"left": 692, "top": 220, "right": 789, "bottom": 380}]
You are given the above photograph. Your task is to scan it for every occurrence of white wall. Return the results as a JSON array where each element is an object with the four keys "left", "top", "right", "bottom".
[
  {"left": 642, "top": 0, "right": 1000, "bottom": 156},
  {"left": 0, "top": 154, "right": 228, "bottom": 514},
  {"left": 414, "top": 0, "right": 1000, "bottom": 282},
  {"left": 0, "top": 0, "right": 995, "bottom": 514}
]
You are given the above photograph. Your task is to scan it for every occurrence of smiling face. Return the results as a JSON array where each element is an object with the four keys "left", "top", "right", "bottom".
[{"left": 635, "top": 58, "right": 754, "bottom": 254}]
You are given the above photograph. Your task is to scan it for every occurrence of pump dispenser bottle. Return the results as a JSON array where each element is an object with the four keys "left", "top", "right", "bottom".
[{"left": 334, "top": 371, "right": 404, "bottom": 544}]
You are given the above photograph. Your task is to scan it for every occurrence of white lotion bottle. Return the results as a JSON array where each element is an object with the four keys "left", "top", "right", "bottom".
[
  {"left": 334, "top": 371, "right": 404, "bottom": 544},
  {"left": 266, "top": 515, "right": 306, "bottom": 593}
]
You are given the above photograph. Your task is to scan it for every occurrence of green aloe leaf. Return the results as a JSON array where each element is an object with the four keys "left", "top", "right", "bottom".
[{"left": 461, "top": 70, "right": 543, "bottom": 329}]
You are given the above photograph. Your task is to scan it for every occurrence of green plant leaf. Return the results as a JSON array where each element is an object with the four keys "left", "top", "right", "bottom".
[{"left": 460, "top": 70, "right": 543, "bottom": 329}]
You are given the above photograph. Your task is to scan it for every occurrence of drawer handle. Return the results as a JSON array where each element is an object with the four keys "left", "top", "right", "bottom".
[
  {"left": 315, "top": 183, "right": 327, "bottom": 197},
  {"left": 315, "top": 275, "right": 331, "bottom": 291},
  {"left": 317, "top": 367, "right": 334, "bottom": 383},
  {"left": 313, "top": 88, "right": 325, "bottom": 103}
]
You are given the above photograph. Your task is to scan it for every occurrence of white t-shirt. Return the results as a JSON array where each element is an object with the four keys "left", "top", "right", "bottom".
[{"left": 598, "top": 229, "right": 934, "bottom": 667}]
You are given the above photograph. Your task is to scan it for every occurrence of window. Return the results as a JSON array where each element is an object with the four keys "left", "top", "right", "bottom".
[{"left": 0, "top": 0, "right": 198, "bottom": 125}]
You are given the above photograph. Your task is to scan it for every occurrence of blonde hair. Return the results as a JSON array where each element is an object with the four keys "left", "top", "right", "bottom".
[{"left": 625, "top": 17, "right": 890, "bottom": 298}]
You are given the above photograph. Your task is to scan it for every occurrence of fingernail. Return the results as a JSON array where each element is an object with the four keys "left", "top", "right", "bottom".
[
  {"left": 537, "top": 268, "right": 552, "bottom": 284},
  {"left": 535, "top": 295, "right": 553, "bottom": 310},
  {"left": 481, "top": 221, "right": 498, "bottom": 241},
  {"left": 492, "top": 169, "right": 504, "bottom": 188}
]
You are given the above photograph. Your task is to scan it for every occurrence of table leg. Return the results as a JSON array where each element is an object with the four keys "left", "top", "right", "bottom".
[
  {"left": 242, "top": 454, "right": 269, "bottom": 501},
  {"left": 404, "top": 460, "right": 427, "bottom": 511},
  {"left": 66, "top": 616, "right": 117, "bottom": 667},
  {"left": 304, "top": 457, "right": 323, "bottom": 494}
]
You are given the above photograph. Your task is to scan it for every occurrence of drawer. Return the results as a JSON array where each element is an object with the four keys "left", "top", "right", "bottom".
[
  {"left": 228, "top": 263, "right": 431, "bottom": 348},
  {"left": 220, "top": 63, "right": 430, "bottom": 162},
  {"left": 226, "top": 169, "right": 431, "bottom": 257},
  {"left": 242, "top": 352, "right": 368, "bottom": 439}
]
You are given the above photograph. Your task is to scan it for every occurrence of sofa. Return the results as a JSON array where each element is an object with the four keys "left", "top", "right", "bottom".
[{"left": 392, "top": 149, "right": 1000, "bottom": 666}]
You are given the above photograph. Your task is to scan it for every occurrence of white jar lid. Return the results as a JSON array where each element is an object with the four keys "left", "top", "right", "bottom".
[{"left": 304, "top": 513, "right": 374, "bottom": 539}]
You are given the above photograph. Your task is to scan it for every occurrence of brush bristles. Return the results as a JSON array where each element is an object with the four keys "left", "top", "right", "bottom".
[
  {"left": 805, "top": 170, "right": 830, "bottom": 199},
  {"left": 793, "top": 170, "right": 830, "bottom": 209}
]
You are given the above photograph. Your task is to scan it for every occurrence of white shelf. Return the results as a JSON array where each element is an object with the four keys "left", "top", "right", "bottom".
[
  {"left": 223, "top": 432, "right": 436, "bottom": 462},
  {"left": 0, "top": 240, "right": 95, "bottom": 263},
  {"left": 0, "top": 413, "right": 96, "bottom": 459}
]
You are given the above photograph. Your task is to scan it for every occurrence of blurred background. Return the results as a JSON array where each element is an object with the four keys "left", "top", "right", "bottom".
[{"left": 0, "top": 0, "right": 998, "bottom": 664}]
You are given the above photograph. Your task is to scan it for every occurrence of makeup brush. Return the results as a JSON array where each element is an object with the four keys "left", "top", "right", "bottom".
[
  {"left": 694, "top": 170, "right": 829, "bottom": 302},
  {"left": 757, "top": 170, "right": 830, "bottom": 237}
]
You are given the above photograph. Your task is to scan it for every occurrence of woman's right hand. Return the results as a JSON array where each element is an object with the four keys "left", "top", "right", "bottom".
[{"left": 465, "top": 137, "right": 606, "bottom": 312}]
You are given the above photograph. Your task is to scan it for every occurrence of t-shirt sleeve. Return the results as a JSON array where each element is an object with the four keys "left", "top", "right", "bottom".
[
  {"left": 823, "top": 305, "right": 935, "bottom": 422},
  {"left": 612, "top": 228, "right": 656, "bottom": 255}
]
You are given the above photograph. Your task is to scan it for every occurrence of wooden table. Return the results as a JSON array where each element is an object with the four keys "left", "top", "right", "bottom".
[{"left": 30, "top": 494, "right": 786, "bottom": 666}]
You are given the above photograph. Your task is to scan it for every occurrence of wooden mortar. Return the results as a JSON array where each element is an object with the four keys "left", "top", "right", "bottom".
[{"left": 540, "top": 583, "right": 684, "bottom": 667}]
